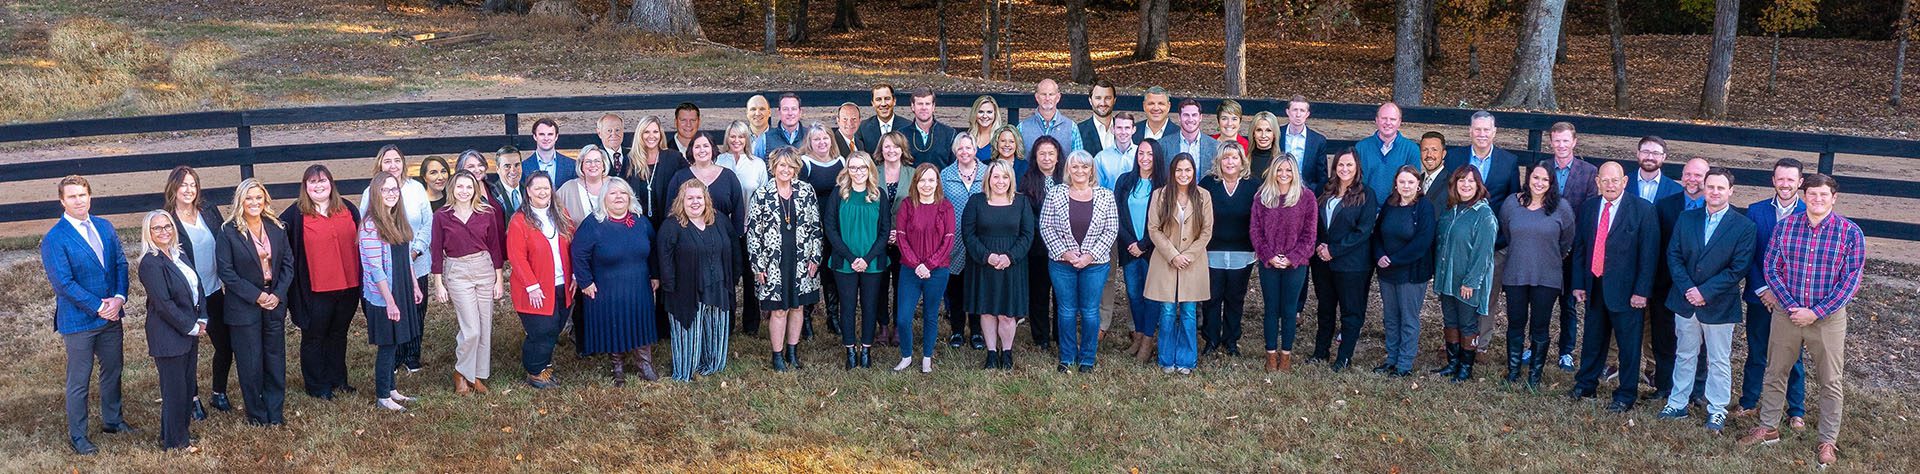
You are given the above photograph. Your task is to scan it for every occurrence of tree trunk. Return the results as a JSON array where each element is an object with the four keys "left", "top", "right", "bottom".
[
  {"left": 937, "top": 0, "right": 949, "bottom": 73},
  {"left": 1001, "top": 0, "right": 1013, "bottom": 80},
  {"left": 1554, "top": 21, "right": 1569, "bottom": 64},
  {"left": 1767, "top": 33, "right": 1781, "bottom": 94},
  {"left": 1133, "top": 0, "right": 1169, "bottom": 61},
  {"left": 1608, "top": 0, "right": 1628, "bottom": 110},
  {"left": 1393, "top": 0, "right": 1427, "bottom": 105},
  {"left": 1469, "top": 40, "right": 1481, "bottom": 78},
  {"left": 1423, "top": 0, "right": 1443, "bottom": 63},
  {"left": 1224, "top": 0, "right": 1247, "bottom": 95},
  {"left": 787, "top": 0, "right": 810, "bottom": 44},
  {"left": 629, "top": 0, "right": 704, "bottom": 38},
  {"left": 1067, "top": 0, "right": 1094, "bottom": 83},
  {"left": 1699, "top": 0, "right": 1740, "bottom": 119},
  {"left": 831, "top": 0, "right": 864, "bottom": 31},
  {"left": 1895, "top": 0, "right": 1912, "bottom": 107},
  {"left": 764, "top": 0, "right": 778, "bottom": 53},
  {"left": 1493, "top": 0, "right": 1569, "bottom": 110},
  {"left": 982, "top": 0, "right": 999, "bottom": 79}
]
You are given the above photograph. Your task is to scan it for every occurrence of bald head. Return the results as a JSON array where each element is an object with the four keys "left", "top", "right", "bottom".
[
  {"left": 1375, "top": 102, "right": 1403, "bottom": 139},
  {"left": 1035, "top": 79, "right": 1062, "bottom": 115},
  {"left": 1597, "top": 161, "right": 1626, "bottom": 200},
  {"left": 1680, "top": 158, "right": 1711, "bottom": 197}
]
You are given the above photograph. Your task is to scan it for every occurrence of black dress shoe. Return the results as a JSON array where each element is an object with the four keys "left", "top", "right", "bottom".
[
  {"left": 1390, "top": 368, "right": 1413, "bottom": 377},
  {"left": 1566, "top": 389, "right": 1596, "bottom": 401},
  {"left": 1057, "top": 363, "right": 1071, "bottom": 373},
  {"left": 1606, "top": 401, "right": 1634, "bottom": 413},
  {"left": 209, "top": 393, "right": 233, "bottom": 411},
  {"left": 337, "top": 384, "right": 358, "bottom": 394},
  {"left": 947, "top": 334, "right": 964, "bottom": 348},
  {"left": 102, "top": 422, "right": 137, "bottom": 434},
  {"left": 1225, "top": 346, "right": 1241, "bottom": 357},
  {"left": 308, "top": 391, "right": 336, "bottom": 401},
  {"left": 1077, "top": 364, "right": 1094, "bottom": 373},
  {"left": 1330, "top": 359, "right": 1350, "bottom": 373},
  {"left": 1642, "top": 390, "right": 1670, "bottom": 401},
  {"left": 1371, "top": 363, "right": 1393, "bottom": 374},
  {"left": 192, "top": 399, "right": 208, "bottom": 421},
  {"left": 969, "top": 335, "right": 986, "bottom": 350},
  {"left": 70, "top": 436, "right": 97, "bottom": 455}
]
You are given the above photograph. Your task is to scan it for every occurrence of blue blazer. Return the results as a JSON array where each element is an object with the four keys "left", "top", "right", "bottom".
[
  {"left": 520, "top": 152, "right": 579, "bottom": 190},
  {"left": 139, "top": 253, "right": 204, "bottom": 358},
  {"left": 1571, "top": 196, "right": 1661, "bottom": 314},
  {"left": 1742, "top": 198, "right": 1805, "bottom": 303},
  {"left": 1443, "top": 146, "right": 1521, "bottom": 212},
  {"left": 42, "top": 216, "right": 129, "bottom": 334},
  {"left": 1161, "top": 132, "right": 1220, "bottom": 178},
  {"left": 1664, "top": 208, "right": 1756, "bottom": 325}
]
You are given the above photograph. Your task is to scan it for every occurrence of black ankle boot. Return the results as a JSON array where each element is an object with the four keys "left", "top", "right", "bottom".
[
  {"left": 983, "top": 350, "right": 998, "bottom": 370},
  {"left": 1504, "top": 347, "right": 1525, "bottom": 384},
  {"left": 1432, "top": 343, "right": 1461, "bottom": 376},
  {"left": 786, "top": 344, "right": 804, "bottom": 370},
  {"left": 772, "top": 350, "right": 788, "bottom": 372},
  {"left": 1453, "top": 349, "right": 1477, "bottom": 383},
  {"left": 844, "top": 347, "right": 858, "bottom": 370},
  {"left": 858, "top": 347, "right": 872, "bottom": 368},
  {"left": 999, "top": 349, "right": 1014, "bottom": 370}
]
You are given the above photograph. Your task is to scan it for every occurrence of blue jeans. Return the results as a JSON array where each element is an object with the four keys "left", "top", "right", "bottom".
[
  {"left": 1050, "top": 261, "right": 1110, "bottom": 367},
  {"left": 896, "top": 267, "right": 950, "bottom": 358},
  {"left": 1122, "top": 259, "right": 1156, "bottom": 337},
  {"left": 1739, "top": 301, "right": 1806, "bottom": 415},
  {"left": 374, "top": 343, "right": 398, "bottom": 395},
  {"left": 1258, "top": 266, "right": 1308, "bottom": 352},
  {"left": 519, "top": 297, "right": 569, "bottom": 376},
  {"left": 1156, "top": 301, "right": 1198, "bottom": 369}
]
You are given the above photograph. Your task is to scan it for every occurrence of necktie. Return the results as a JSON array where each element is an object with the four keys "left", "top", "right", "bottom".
[
  {"left": 80, "top": 219, "right": 104, "bottom": 266},
  {"left": 1591, "top": 201, "right": 1614, "bottom": 277}
]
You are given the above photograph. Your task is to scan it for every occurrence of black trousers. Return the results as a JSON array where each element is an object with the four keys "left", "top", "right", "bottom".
[
  {"left": 737, "top": 240, "right": 761, "bottom": 334},
  {"left": 1647, "top": 300, "right": 1677, "bottom": 395},
  {"left": 945, "top": 274, "right": 980, "bottom": 337},
  {"left": 399, "top": 275, "right": 428, "bottom": 369},
  {"left": 1553, "top": 258, "right": 1581, "bottom": 358},
  {"left": 155, "top": 347, "right": 197, "bottom": 449},
  {"left": 833, "top": 270, "right": 885, "bottom": 346},
  {"left": 1310, "top": 264, "right": 1373, "bottom": 364},
  {"left": 229, "top": 316, "right": 287, "bottom": 424},
  {"left": 1202, "top": 266, "right": 1254, "bottom": 350},
  {"left": 297, "top": 288, "right": 357, "bottom": 396},
  {"left": 205, "top": 289, "right": 234, "bottom": 394},
  {"left": 1504, "top": 285, "right": 1560, "bottom": 356},
  {"left": 1572, "top": 279, "right": 1645, "bottom": 406},
  {"left": 1027, "top": 251, "right": 1055, "bottom": 345}
]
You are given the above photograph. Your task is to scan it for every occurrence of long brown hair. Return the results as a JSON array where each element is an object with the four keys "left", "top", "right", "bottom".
[
  {"left": 518, "top": 171, "right": 574, "bottom": 241},
  {"left": 163, "top": 166, "right": 201, "bottom": 212},
  {"left": 1321, "top": 147, "right": 1368, "bottom": 206},
  {"left": 365, "top": 172, "right": 414, "bottom": 245},
  {"left": 296, "top": 165, "right": 349, "bottom": 216},
  {"left": 1155, "top": 153, "right": 1209, "bottom": 235},
  {"left": 902, "top": 163, "right": 945, "bottom": 208}
]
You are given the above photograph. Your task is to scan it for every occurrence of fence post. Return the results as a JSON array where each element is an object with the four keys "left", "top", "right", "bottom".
[
  {"left": 1818, "top": 151, "right": 1836, "bottom": 175},
  {"left": 237, "top": 124, "right": 254, "bottom": 180},
  {"left": 1526, "top": 128, "right": 1542, "bottom": 155},
  {"left": 504, "top": 96, "right": 520, "bottom": 148}
]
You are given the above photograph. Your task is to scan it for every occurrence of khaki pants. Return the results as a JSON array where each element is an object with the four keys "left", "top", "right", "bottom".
[
  {"left": 1758, "top": 306, "right": 1846, "bottom": 443},
  {"left": 445, "top": 252, "right": 496, "bottom": 380}
]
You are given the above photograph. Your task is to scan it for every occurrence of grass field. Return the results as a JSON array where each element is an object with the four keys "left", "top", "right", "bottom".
[{"left": 1, "top": 238, "right": 1915, "bottom": 472}]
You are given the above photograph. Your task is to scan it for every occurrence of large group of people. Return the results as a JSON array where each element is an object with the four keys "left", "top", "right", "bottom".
[{"left": 41, "top": 81, "right": 1865, "bottom": 466}]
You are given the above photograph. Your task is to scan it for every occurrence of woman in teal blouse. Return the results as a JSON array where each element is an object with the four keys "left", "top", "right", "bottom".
[
  {"left": 825, "top": 152, "right": 894, "bottom": 369},
  {"left": 1432, "top": 165, "right": 1499, "bottom": 383}
]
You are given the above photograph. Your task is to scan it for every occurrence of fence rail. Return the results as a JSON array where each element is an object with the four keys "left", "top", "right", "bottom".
[{"left": 4, "top": 90, "right": 1916, "bottom": 240}]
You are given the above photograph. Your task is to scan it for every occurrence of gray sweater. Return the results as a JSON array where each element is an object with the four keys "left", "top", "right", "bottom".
[{"left": 1496, "top": 194, "right": 1576, "bottom": 289}]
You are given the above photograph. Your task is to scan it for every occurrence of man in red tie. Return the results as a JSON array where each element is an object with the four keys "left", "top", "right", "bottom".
[{"left": 1566, "top": 162, "right": 1661, "bottom": 413}]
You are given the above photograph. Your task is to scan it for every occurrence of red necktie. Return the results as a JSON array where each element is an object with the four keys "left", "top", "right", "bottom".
[{"left": 1591, "top": 201, "right": 1613, "bottom": 277}]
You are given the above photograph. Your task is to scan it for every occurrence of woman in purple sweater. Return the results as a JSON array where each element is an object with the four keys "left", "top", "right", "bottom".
[{"left": 1249, "top": 158, "right": 1318, "bottom": 372}]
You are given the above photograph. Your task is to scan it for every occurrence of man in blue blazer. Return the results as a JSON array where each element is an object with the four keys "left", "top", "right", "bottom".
[
  {"left": 1732, "top": 158, "right": 1810, "bottom": 425},
  {"left": 40, "top": 176, "right": 132, "bottom": 455},
  {"left": 1355, "top": 102, "right": 1421, "bottom": 203},
  {"left": 1443, "top": 111, "right": 1521, "bottom": 212},
  {"left": 1654, "top": 168, "right": 1756, "bottom": 433},
  {"left": 1632, "top": 136, "right": 1684, "bottom": 204},
  {"left": 1281, "top": 95, "right": 1329, "bottom": 194},
  {"left": 1161, "top": 98, "right": 1219, "bottom": 178},
  {"left": 519, "top": 117, "right": 578, "bottom": 188},
  {"left": 1568, "top": 162, "right": 1661, "bottom": 413}
]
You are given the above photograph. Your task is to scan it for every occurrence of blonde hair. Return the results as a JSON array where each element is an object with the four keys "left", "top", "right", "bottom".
[
  {"left": 723, "top": 120, "right": 756, "bottom": 158},
  {"left": 969, "top": 95, "right": 1004, "bottom": 140},
  {"left": 804, "top": 122, "right": 839, "bottom": 161},
  {"left": 139, "top": 210, "right": 178, "bottom": 257},
  {"left": 577, "top": 145, "right": 611, "bottom": 179},
  {"left": 595, "top": 178, "right": 639, "bottom": 221},
  {"left": 989, "top": 124, "right": 1023, "bottom": 163},
  {"left": 1258, "top": 155, "right": 1303, "bottom": 208},
  {"left": 627, "top": 117, "right": 662, "bottom": 182},
  {"left": 448, "top": 171, "right": 494, "bottom": 214},
  {"left": 985, "top": 160, "right": 1018, "bottom": 201},
  {"left": 225, "top": 178, "right": 280, "bottom": 230},
  {"left": 837, "top": 152, "right": 881, "bottom": 202},
  {"left": 1065, "top": 150, "right": 1098, "bottom": 189},
  {"left": 670, "top": 179, "right": 716, "bottom": 227},
  {"left": 769, "top": 147, "right": 804, "bottom": 179},
  {"left": 1249, "top": 111, "right": 1282, "bottom": 151},
  {"left": 1212, "top": 141, "right": 1250, "bottom": 182}
]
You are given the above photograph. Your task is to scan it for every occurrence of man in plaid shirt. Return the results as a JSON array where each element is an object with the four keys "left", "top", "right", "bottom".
[{"left": 1736, "top": 174, "right": 1864, "bottom": 467}]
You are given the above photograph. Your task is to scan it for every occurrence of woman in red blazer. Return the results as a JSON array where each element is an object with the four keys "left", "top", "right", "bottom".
[{"left": 506, "top": 171, "right": 574, "bottom": 389}]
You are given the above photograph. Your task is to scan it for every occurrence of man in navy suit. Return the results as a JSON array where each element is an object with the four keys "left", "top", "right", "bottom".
[
  {"left": 1632, "top": 136, "right": 1684, "bottom": 204},
  {"left": 1567, "top": 162, "right": 1661, "bottom": 413},
  {"left": 855, "top": 83, "right": 913, "bottom": 155},
  {"left": 1731, "top": 158, "right": 1810, "bottom": 426},
  {"left": 40, "top": 175, "right": 133, "bottom": 455},
  {"left": 519, "top": 117, "right": 577, "bottom": 188},
  {"left": 1417, "top": 132, "right": 1455, "bottom": 211},
  {"left": 1280, "top": 95, "right": 1328, "bottom": 194},
  {"left": 1077, "top": 80, "right": 1117, "bottom": 156},
  {"left": 1654, "top": 167, "right": 1755, "bottom": 433},
  {"left": 1444, "top": 111, "right": 1521, "bottom": 211}
]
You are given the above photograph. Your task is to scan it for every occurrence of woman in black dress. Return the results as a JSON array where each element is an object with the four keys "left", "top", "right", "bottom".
[
  {"left": 964, "top": 160, "right": 1036, "bottom": 370},
  {"left": 571, "top": 178, "right": 660, "bottom": 385},
  {"left": 215, "top": 178, "right": 295, "bottom": 426},
  {"left": 747, "top": 149, "right": 824, "bottom": 371},
  {"left": 358, "top": 172, "right": 423, "bottom": 411},
  {"left": 800, "top": 123, "right": 847, "bottom": 337}
]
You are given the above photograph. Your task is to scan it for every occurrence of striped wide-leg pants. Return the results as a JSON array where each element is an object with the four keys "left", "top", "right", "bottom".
[{"left": 671, "top": 304, "right": 731, "bottom": 381}]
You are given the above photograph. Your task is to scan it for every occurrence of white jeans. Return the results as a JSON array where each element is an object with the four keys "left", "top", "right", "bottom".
[{"left": 1666, "top": 314, "right": 1734, "bottom": 415}]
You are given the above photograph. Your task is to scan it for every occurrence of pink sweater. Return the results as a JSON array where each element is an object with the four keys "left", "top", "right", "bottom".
[{"left": 1250, "top": 187, "right": 1319, "bottom": 268}]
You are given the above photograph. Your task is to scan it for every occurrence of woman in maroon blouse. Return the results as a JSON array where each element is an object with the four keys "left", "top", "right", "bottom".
[
  {"left": 280, "top": 165, "right": 362, "bottom": 400},
  {"left": 1249, "top": 158, "right": 1318, "bottom": 372},
  {"left": 430, "top": 171, "right": 507, "bottom": 394}
]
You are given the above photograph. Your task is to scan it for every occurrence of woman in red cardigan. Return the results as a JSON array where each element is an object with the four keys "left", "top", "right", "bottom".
[{"left": 506, "top": 171, "right": 574, "bottom": 389}]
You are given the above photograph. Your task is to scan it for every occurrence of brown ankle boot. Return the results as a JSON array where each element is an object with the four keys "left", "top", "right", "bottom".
[
  {"left": 1279, "top": 351, "right": 1294, "bottom": 372},
  {"left": 1265, "top": 352, "right": 1280, "bottom": 372},
  {"left": 611, "top": 353, "right": 628, "bottom": 387},
  {"left": 469, "top": 377, "right": 489, "bottom": 394},
  {"left": 636, "top": 346, "right": 659, "bottom": 382},
  {"left": 1135, "top": 336, "right": 1156, "bottom": 363},
  {"left": 455, "top": 373, "right": 472, "bottom": 395},
  {"left": 1125, "top": 332, "right": 1142, "bottom": 354}
]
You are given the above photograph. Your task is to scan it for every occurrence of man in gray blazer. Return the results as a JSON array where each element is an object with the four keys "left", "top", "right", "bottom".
[
  {"left": 1655, "top": 168, "right": 1755, "bottom": 434},
  {"left": 1162, "top": 98, "right": 1219, "bottom": 178}
]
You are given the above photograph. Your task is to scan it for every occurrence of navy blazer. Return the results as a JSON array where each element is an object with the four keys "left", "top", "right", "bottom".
[
  {"left": 1571, "top": 196, "right": 1660, "bottom": 313},
  {"left": 139, "top": 253, "right": 204, "bottom": 358},
  {"left": 520, "top": 152, "right": 579, "bottom": 189},
  {"left": 1652, "top": 193, "right": 1701, "bottom": 290},
  {"left": 1318, "top": 191, "right": 1380, "bottom": 273},
  {"left": 1077, "top": 118, "right": 1105, "bottom": 156},
  {"left": 41, "top": 216, "right": 129, "bottom": 334},
  {"left": 1632, "top": 174, "right": 1684, "bottom": 204},
  {"left": 1550, "top": 159, "right": 1600, "bottom": 211},
  {"left": 856, "top": 115, "right": 913, "bottom": 155},
  {"left": 1112, "top": 171, "right": 1158, "bottom": 265},
  {"left": 1664, "top": 208, "right": 1756, "bottom": 324},
  {"left": 1742, "top": 197, "right": 1805, "bottom": 303},
  {"left": 1443, "top": 146, "right": 1521, "bottom": 212},
  {"left": 1282, "top": 127, "right": 1330, "bottom": 194},
  {"left": 215, "top": 220, "right": 296, "bottom": 326}
]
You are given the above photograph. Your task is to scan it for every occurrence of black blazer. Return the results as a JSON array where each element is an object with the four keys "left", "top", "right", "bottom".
[
  {"left": 1652, "top": 193, "right": 1696, "bottom": 289},
  {"left": 856, "top": 115, "right": 914, "bottom": 155},
  {"left": 822, "top": 189, "right": 896, "bottom": 271},
  {"left": 139, "top": 253, "right": 203, "bottom": 358},
  {"left": 1113, "top": 171, "right": 1158, "bottom": 265},
  {"left": 1444, "top": 146, "right": 1522, "bottom": 212},
  {"left": 168, "top": 203, "right": 225, "bottom": 282},
  {"left": 1664, "top": 208, "right": 1756, "bottom": 325},
  {"left": 279, "top": 202, "right": 360, "bottom": 329},
  {"left": 1571, "top": 196, "right": 1660, "bottom": 313},
  {"left": 1284, "top": 127, "right": 1330, "bottom": 194},
  {"left": 1078, "top": 118, "right": 1105, "bottom": 156},
  {"left": 1318, "top": 190, "right": 1380, "bottom": 273},
  {"left": 215, "top": 220, "right": 296, "bottom": 326}
]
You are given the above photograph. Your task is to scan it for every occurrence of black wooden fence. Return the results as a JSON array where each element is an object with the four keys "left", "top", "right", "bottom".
[{"left": 4, "top": 90, "right": 1917, "bottom": 240}]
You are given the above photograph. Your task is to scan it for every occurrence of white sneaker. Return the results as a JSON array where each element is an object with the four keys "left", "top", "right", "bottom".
[
  {"left": 892, "top": 358, "right": 913, "bottom": 372},
  {"left": 376, "top": 398, "right": 406, "bottom": 411},
  {"left": 1177, "top": 368, "right": 1192, "bottom": 375},
  {"left": 920, "top": 357, "right": 933, "bottom": 374},
  {"left": 388, "top": 390, "right": 416, "bottom": 402}
]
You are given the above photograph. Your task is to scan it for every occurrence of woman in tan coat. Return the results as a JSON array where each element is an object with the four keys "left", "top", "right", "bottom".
[{"left": 1146, "top": 153, "right": 1213, "bottom": 374}]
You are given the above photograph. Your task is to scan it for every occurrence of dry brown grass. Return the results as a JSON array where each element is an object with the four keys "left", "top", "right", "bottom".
[{"left": 0, "top": 17, "right": 249, "bottom": 122}]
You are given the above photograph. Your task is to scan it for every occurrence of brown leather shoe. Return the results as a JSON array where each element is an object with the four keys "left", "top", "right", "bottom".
[
  {"left": 1279, "top": 351, "right": 1294, "bottom": 372},
  {"left": 1736, "top": 427, "right": 1781, "bottom": 447},
  {"left": 1816, "top": 442, "right": 1838, "bottom": 465},
  {"left": 469, "top": 378, "right": 489, "bottom": 394},
  {"left": 1135, "top": 336, "right": 1156, "bottom": 363},
  {"left": 1789, "top": 416, "right": 1807, "bottom": 430},
  {"left": 1124, "top": 332, "right": 1141, "bottom": 355},
  {"left": 1265, "top": 352, "right": 1279, "bottom": 372},
  {"left": 454, "top": 373, "right": 471, "bottom": 395},
  {"left": 1729, "top": 406, "right": 1755, "bottom": 418}
]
